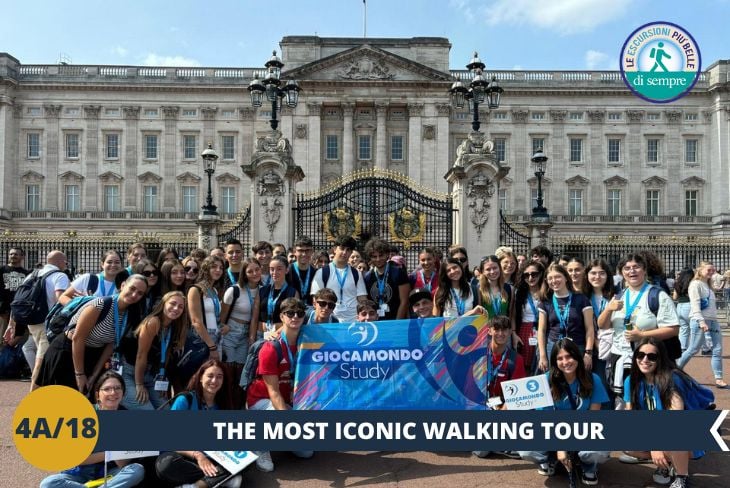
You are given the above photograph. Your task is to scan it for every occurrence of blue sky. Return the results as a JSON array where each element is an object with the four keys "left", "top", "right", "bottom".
[{"left": 1, "top": 0, "right": 727, "bottom": 70}]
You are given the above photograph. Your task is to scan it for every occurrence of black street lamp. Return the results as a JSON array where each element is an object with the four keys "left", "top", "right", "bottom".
[
  {"left": 449, "top": 52, "right": 503, "bottom": 132},
  {"left": 248, "top": 50, "right": 301, "bottom": 130},
  {"left": 531, "top": 150, "right": 549, "bottom": 219},
  {"left": 201, "top": 143, "right": 219, "bottom": 216}
]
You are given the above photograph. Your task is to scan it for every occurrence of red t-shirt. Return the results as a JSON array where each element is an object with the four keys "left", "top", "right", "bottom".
[
  {"left": 246, "top": 338, "right": 296, "bottom": 408},
  {"left": 487, "top": 347, "right": 526, "bottom": 400}
]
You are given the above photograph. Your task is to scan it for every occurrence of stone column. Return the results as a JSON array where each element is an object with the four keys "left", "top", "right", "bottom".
[
  {"left": 161, "top": 106, "right": 179, "bottom": 210},
  {"left": 0, "top": 96, "right": 17, "bottom": 211},
  {"left": 407, "top": 103, "right": 423, "bottom": 183},
  {"left": 201, "top": 106, "right": 217, "bottom": 149},
  {"left": 586, "top": 110, "right": 605, "bottom": 216},
  {"left": 196, "top": 214, "right": 222, "bottom": 250},
  {"left": 44, "top": 104, "right": 62, "bottom": 210},
  {"left": 83, "top": 105, "right": 101, "bottom": 210},
  {"left": 280, "top": 105, "right": 294, "bottom": 144},
  {"left": 445, "top": 131, "right": 510, "bottom": 259},
  {"left": 664, "top": 110, "right": 683, "bottom": 215},
  {"left": 342, "top": 102, "right": 355, "bottom": 175},
  {"left": 435, "top": 103, "right": 451, "bottom": 193},
  {"left": 242, "top": 130, "right": 304, "bottom": 246},
  {"left": 122, "top": 106, "right": 140, "bottom": 210},
  {"left": 510, "top": 109, "right": 529, "bottom": 214},
  {"left": 375, "top": 101, "right": 388, "bottom": 169},
  {"left": 304, "top": 102, "right": 321, "bottom": 192},
  {"left": 625, "top": 110, "right": 643, "bottom": 216}
]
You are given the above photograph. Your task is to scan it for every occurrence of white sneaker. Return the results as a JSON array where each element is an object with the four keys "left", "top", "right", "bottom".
[
  {"left": 221, "top": 474, "right": 243, "bottom": 488},
  {"left": 254, "top": 451, "right": 274, "bottom": 472}
]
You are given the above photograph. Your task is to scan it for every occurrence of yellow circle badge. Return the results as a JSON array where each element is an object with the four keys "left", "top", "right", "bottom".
[{"left": 12, "top": 386, "right": 99, "bottom": 471}]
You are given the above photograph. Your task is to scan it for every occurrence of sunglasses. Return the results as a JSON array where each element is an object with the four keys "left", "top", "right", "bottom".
[
  {"left": 142, "top": 270, "right": 159, "bottom": 278},
  {"left": 316, "top": 300, "right": 336, "bottom": 310},
  {"left": 100, "top": 386, "right": 123, "bottom": 393},
  {"left": 636, "top": 351, "right": 658, "bottom": 362},
  {"left": 283, "top": 310, "right": 306, "bottom": 318},
  {"left": 184, "top": 266, "right": 199, "bottom": 274},
  {"left": 455, "top": 257, "right": 468, "bottom": 263},
  {"left": 524, "top": 271, "right": 541, "bottom": 279}
]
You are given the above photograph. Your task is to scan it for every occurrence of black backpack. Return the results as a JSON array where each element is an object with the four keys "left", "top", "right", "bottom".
[
  {"left": 10, "top": 269, "right": 61, "bottom": 329},
  {"left": 239, "top": 338, "right": 284, "bottom": 394},
  {"left": 45, "top": 274, "right": 100, "bottom": 343}
]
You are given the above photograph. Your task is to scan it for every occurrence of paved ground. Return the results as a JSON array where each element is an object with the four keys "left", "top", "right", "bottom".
[{"left": 2, "top": 333, "right": 730, "bottom": 488}]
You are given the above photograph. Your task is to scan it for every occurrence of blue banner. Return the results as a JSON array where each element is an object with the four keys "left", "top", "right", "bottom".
[{"left": 294, "top": 315, "right": 492, "bottom": 410}]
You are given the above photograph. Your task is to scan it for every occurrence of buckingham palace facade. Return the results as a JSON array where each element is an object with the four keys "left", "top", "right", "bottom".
[{"left": 1, "top": 36, "right": 729, "bottom": 240}]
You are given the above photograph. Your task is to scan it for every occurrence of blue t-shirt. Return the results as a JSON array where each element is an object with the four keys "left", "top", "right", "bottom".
[
  {"left": 546, "top": 372, "right": 609, "bottom": 411},
  {"left": 171, "top": 392, "right": 218, "bottom": 411},
  {"left": 623, "top": 377, "right": 664, "bottom": 410}
]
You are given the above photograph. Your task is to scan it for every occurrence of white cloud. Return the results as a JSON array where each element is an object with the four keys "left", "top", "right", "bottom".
[
  {"left": 585, "top": 50, "right": 608, "bottom": 69},
  {"left": 142, "top": 53, "right": 201, "bottom": 67},
  {"left": 112, "top": 46, "right": 128, "bottom": 57},
  {"left": 450, "top": 0, "right": 476, "bottom": 22},
  {"left": 482, "top": 0, "right": 631, "bottom": 35}
]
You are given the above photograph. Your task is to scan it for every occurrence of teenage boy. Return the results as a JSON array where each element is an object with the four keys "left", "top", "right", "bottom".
[
  {"left": 409, "top": 288, "right": 434, "bottom": 319},
  {"left": 310, "top": 236, "right": 367, "bottom": 323},
  {"left": 125, "top": 243, "right": 147, "bottom": 274},
  {"left": 357, "top": 300, "right": 379, "bottom": 322},
  {"left": 288, "top": 236, "right": 317, "bottom": 306},
  {"left": 247, "top": 298, "right": 313, "bottom": 471},
  {"left": 364, "top": 238, "right": 410, "bottom": 320},
  {"left": 473, "top": 315, "right": 526, "bottom": 459},
  {"left": 223, "top": 239, "right": 244, "bottom": 287},
  {"left": 252, "top": 241, "right": 274, "bottom": 287},
  {"left": 306, "top": 289, "right": 339, "bottom": 324}
]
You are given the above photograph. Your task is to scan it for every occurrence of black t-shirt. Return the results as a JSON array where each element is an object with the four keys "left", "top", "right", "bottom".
[
  {"left": 540, "top": 293, "right": 592, "bottom": 346},
  {"left": 0, "top": 265, "right": 30, "bottom": 314},
  {"left": 364, "top": 264, "right": 409, "bottom": 320},
  {"left": 287, "top": 265, "right": 316, "bottom": 306}
]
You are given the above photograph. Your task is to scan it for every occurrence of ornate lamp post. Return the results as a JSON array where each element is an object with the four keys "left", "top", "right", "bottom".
[
  {"left": 248, "top": 50, "right": 301, "bottom": 130},
  {"left": 449, "top": 52, "right": 503, "bottom": 132},
  {"left": 201, "top": 143, "right": 219, "bottom": 216},
  {"left": 531, "top": 150, "right": 549, "bottom": 219}
]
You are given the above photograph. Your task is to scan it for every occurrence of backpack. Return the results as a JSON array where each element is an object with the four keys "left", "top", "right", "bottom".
[
  {"left": 673, "top": 371, "right": 716, "bottom": 410},
  {"left": 620, "top": 285, "right": 682, "bottom": 361},
  {"left": 239, "top": 338, "right": 284, "bottom": 393},
  {"left": 45, "top": 274, "right": 100, "bottom": 343},
  {"left": 0, "top": 343, "right": 27, "bottom": 379},
  {"left": 10, "top": 269, "right": 61, "bottom": 328}
]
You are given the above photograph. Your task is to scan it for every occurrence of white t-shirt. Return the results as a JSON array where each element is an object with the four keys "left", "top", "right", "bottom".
[
  {"left": 27, "top": 264, "right": 70, "bottom": 308},
  {"left": 442, "top": 288, "right": 475, "bottom": 318},
  {"left": 223, "top": 285, "right": 256, "bottom": 324},
  {"left": 609, "top": 287, "right": 678, "bottom": 356},
  {"left": 311, "top": 263, "right": 366, "bottom": 324},
  {"left": 71, "top": 273, "right": 116, "bottom": 298}
]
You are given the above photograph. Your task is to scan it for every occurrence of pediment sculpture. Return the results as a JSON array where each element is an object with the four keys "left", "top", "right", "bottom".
[{"left": 337, "top": 56, "right": 395, "bottom": 80}]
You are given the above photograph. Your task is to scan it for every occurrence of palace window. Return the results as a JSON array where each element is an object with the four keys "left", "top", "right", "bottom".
[
  {"left": 182, "top": 185, "right": 198, "bottom": 213},
  {"left": 358, "top": 135, "right": 371, "bottom": 160},
  {"left": 608, "top": 139, "right": 621, "bottom": 163},
  {"left": 685, "top": 190, "right": 698, "bottom": 216},
  {"left": 65, "top": 133, "right": 80, "bottom": 159},
  {"left": 27, "top": 133, "right": 41, "bottom": 159},
  {"left": 607, "top": 189, "right": 621, "bottom": 216},
  {"left": 494, "top": 138, "right": 506, "bottom": 162},
  {"left": 64, "top": 185, "right": 80, "bottom": 211},
  {"left": 325, "top": 135, "right": 338, "bottom": 160},
  {"left": 183, "top": 135, "right": 197, "bottom": 160},
  {"left": 391, "top": 135, "right": 404, "bottom": 161},
  {"left": 144, "top": 135, "right": 158, "bottom": 159},
  {"left": 646, "top": 190, "right": 660, "bottom": 216},
  {"left": 103, "top": 185, "right": 120, "bottom": 212},
  {"left": 26, "top": 185, "right": 40, "bottom": 211},
  {"left": 569, "top": 138, "right": 582, "bottom": 162},
  {"left": 568, "top": 189, "right": 583, "bottom": 216},
  {"left": 685, "top": 139, "right": 698, "bottom": 163},
  {"left": 105, "top": 133, "right": 119, "bottom": 159},
  {"left": 221, "top": 135, "right": 235, "bottom": 160},
  {"left": 647, "top": 138, "right": 659, "bottom": 163},
  {"left": 143, "top": 185, "right": 158, "bottom": 212},
  {"left": 220, "top": 187, "right": 236, "bottom": 214}
]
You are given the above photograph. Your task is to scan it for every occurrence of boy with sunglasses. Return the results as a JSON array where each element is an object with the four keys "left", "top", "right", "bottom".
[{"left": 306, "top": 289, "right": 339, "bottom": 324}]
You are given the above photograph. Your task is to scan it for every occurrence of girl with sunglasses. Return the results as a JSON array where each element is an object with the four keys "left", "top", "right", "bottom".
[
  {"left": 511, "top": 260, "right": 547, "bottom": 373},
  {"left": 623, "top": 338, "right": 697, "bottom": 488},
  {"left": 246, "top": 298, "right": 313, "bottom": 472},
  {"left": 518, "top": 338, "right": 609, "bottom": 485},
  {"left": 537, "top": 263, "right": 594, "bottom": 372},
  {"left": 132, "top": 259, "right": 160, "bottom": 315},
  {"left": 181, "top": 256, "right": 201, "bottom": 292},
  {"left": 219, "top": 258, "right": 262, "bottom": 401}
]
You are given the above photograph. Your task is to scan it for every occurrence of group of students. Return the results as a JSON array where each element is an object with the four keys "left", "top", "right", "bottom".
[{"left": 1, "top": 238, "right": 721, "bottom": 488}]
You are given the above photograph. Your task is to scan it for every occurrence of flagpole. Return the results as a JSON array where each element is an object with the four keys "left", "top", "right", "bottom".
[{"left": 363, "top": 0, "right": 367, "bottom": 38}]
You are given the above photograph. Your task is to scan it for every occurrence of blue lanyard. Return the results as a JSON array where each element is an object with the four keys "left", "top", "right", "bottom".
[
  {"left": 125, "top": 265, "right": 133, "bottom": 274},
  {"left": 527, "top": 294, "right": 539, "bottom": 324},
  {"left": 207, "top": 289, "right": 220, "bottom": 325},
  {"left": 227, "top": 269, "right": 236, "bottom": 286},
  {"left": 644, "top": 381, "right": 657, "bottom": 410},
  {"left": 293, "top": 263, "right": 312, "bottom": 297},
  {"left": 98, "top": 273, "right": 114, "bottom": 296},
  {"left": 158, "top": 326, "right": 171, "bottom": 377},
  {"left": 112, "top": 296, "right": 127, "bottom": 351},
  {"left": 624, "top": 283, "right": 650, "bottom": 324},
  {"left": 552, "top": 293, "right": 573, "bottom": 338},
  {"left": 488, "top": 288, "right": 502, "bottom": 317},
  {"left": 419, "top": 270, "right": 435, "bottom": 293},
  {"left": 450, "top": 289, "right": 465, "bottom": 315},
  {"left": 591, "top": 294, "right": 606, "bottom": 319},
  {"left": 267, "top": 283, "right": 288, "bottom": 324},
  {"left": 332, "top": 264, "right": 348, "bottom": 297},
  {"left": 375, "top": 264, "right": 390, "bottom": 305},
  {"left": 487, "top": 347, "right": 508, "bottom": 389}
]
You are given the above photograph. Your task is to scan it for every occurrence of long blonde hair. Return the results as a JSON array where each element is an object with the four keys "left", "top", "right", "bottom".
[{"left": 693, "top": 261, "right": 714, "bottom": 284}]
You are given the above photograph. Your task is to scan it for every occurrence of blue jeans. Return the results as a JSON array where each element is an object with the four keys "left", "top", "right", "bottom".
[
  {"left": 677, "top": 319, "right": 724, "bottom": 379},
  {"left": 120, "top": 360, "right": 166, "bottom": 410},
  {"left": 41, "top": 463, "right": 144, "bottom": 488},
  {"left": 518, "top": 450, "right": 609, "bottom": 476},
  {"left": 676, "top": 302, "right": 691, "bottom": 351}
]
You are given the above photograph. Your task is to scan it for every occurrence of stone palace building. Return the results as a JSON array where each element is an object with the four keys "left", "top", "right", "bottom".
[{"left": 0, "top": 36, "right": 729, "bottom": 244}]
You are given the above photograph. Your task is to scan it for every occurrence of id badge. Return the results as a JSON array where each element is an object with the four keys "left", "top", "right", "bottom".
[
  {"left": 110, "top": 354, "right": 123, "bottom": 375},
  {"left": 487, "top": 396, "right": 503, "bottom": 408},
  {"left": 154, "top": 376, "right": 169, "bottom": 392},
  {"left": 528, "top": 328, "right": 538, "bottom": 346},
  {"left": 378, "top": 303, "right": 389, "bottom": 317}
]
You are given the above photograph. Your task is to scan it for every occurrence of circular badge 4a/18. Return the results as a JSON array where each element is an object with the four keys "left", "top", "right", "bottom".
[{"left": 620, "top": 21, "right": 701, "bottom": 103}]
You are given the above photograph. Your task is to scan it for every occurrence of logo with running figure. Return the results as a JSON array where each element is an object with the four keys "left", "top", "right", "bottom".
[{"left": 620, "top": 21, "right": 701, "bottom": 103}]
